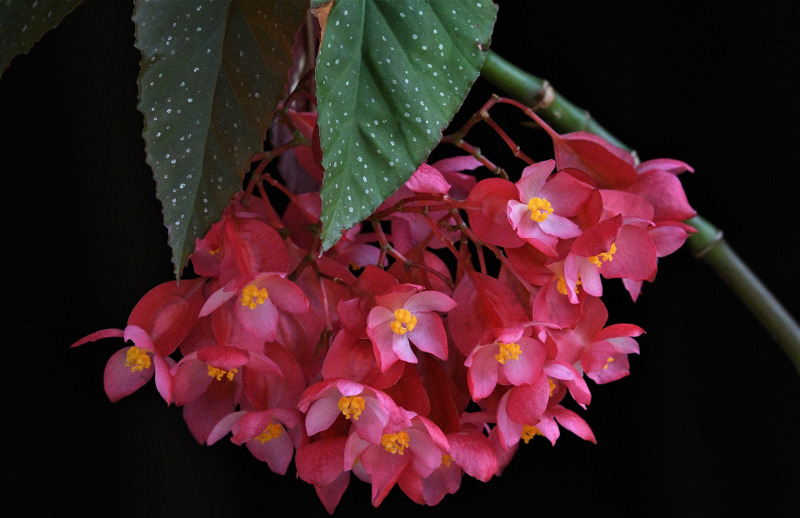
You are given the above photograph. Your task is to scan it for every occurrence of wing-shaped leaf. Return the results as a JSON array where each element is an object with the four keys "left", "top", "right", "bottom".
[
  {"left": 316, "top": 0, "right": 497, "bottom": 250},
  {"left": 0, "top": 0, "right": 84, "bottom": 78},
  {"left": 133, "top": 0, "right": 307, "bottom": 275}
]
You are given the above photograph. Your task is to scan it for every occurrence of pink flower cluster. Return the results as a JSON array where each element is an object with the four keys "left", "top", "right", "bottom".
[{"left": 73, "top": 106, "right": 695, "bottom": 512}]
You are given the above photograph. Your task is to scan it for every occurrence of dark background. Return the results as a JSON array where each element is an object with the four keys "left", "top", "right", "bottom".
[{"left": 2, "top": 1, "right": 799, "bottom": 516}]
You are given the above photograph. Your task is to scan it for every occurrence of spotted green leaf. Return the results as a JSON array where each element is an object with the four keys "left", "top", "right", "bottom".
[
  {"left": 316, "top": 0, "right": 497, "bottom": 250},
  {"left": 133, "top": 0, "right": 306, "bottom": 275},
  {"left": 0, "top": 0, "right": 84, "bottom": 78}
]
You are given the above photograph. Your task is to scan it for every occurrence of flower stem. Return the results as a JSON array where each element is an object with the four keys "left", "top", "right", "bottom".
[
  {"left": 686, "top": 216, "right": 800, "bottom": 374},
  {"left": 480, "top": 50, "right": 800, "bottom": 374}
]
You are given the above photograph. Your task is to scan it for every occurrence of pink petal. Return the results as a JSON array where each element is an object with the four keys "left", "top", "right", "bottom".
[
  {"left": 305, "top": 397, "right": 343, "bottom": 437},
  {"left": 361, "top": 444, "right": 411, "bottom": 507},
  {"left": 103, "top": 347, "right": 154, "bottom": 402},
  {"left": 405, "top": 163, "right": 451, "bottom": 194},
  {"left": 449, "top": 431, "right": 499, "bottom": 482},
  {"left": 246, "top": 427, "right": 294, "bottom": 474},
  {"left": 70, "top": 328, "right": 124, "bottom": 348},
  {"left": 516, "top": 160, "right": 554, "bottom": 199},
  {"left": 553, "top": 406, "right": 596, "bottom": 444},
  {"left": 262, "top": 275, "right": 310, "bottom": 314},
  {"left": 407, "top": 313, "right": 448, "bottom": 360},
  {"left": 296, "top": 436, "right": 348, "bottom": 487},
  {"left": 404, "top": 290, "right": 457, "bottom": 313}
]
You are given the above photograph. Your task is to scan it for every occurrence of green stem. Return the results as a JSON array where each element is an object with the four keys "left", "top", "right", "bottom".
[
  {"left": 481, "top": 51, "right": 628, "bottom": 150},
  {"left": 480, "top": 50, "right": 800, "bottom": 375}
]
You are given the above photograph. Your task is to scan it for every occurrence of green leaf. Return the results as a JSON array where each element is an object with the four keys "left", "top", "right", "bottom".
[
  {"left": 133, "top": 0, "right": 307, "bottom": 275},
  {"left": 0, "top": 0, "right": 84, "bottom": 78},
  {"left": 316, "top": 0, "right": 497, "bottom": 250}
]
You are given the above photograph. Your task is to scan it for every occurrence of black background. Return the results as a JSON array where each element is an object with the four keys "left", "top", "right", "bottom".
[{"left": 2, "top": 1, "right": 799, "bottom": 516}]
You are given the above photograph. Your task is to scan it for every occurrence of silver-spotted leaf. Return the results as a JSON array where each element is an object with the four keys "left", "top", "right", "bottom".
[
  {"left": 0, "top": 0, "right": 84, "bottom": 78},
  {"left": 316, "top": 0, "right": 497, "bottom": 250},
  {"left": 133, "top": 0, "right": 307, "bottom": 275}
]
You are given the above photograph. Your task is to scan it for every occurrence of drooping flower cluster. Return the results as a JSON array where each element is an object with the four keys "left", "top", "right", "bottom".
[{"left": 73, "top": 100, "right": 695, "bottom": 512}]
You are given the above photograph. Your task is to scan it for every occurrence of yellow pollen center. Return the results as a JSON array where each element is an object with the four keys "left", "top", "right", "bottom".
[
  {"left": 589, "top": 242, "right": 617, "bottom": 268},
  {"left": 209, "top": 248, "right": 219, "bottom": 256},
  {"left": 603, "top": 357, "right": 615, "bottom": 370},
  {"left": 557, "top": 274, "right": 581, "bottom": 296},
  {"left": 495, "top": 342, "right": 522, "bottom": 364},
  {"left": 441, "top": 454, "right": 453, "bottom": 468},
  {"left": 521, "top": 425, "right": 542, "bottom": 444},
  {"left": 527, "top": 197, "right": 554, "bottom": 222},
  {"left": 381, "top": 431, "right": 410, "bottom": 455},
  {"left": 255, "top": 422, "right": 283, "bottom": 443},
  {"left": 548, "top": 378, "right": 557, "bottom": 397},
  {"left": 241, "top": 284, "right": 269, "bottom": 309},
  {"left": 124, "top": 346, "right": 151, "bottom": 373},
  {"left": 207, "top": 365, "right": 238, "bottom": 381},
  {"left": 390, "top": 308, "right": 417, "bottom": 335},
  {"left": 338, "top": 395, "right": 366, "bottom": 420}
]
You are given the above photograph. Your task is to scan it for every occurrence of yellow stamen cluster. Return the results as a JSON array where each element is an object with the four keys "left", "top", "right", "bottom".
[
  {"left": 548, "top": 378, "right": 557, "bottom": 397},
  {"left": 338, "top": 395, "right": 366, "bottom": 420},
  {"left": 589, "top": 243, "right": 617, "bottom": 268},
  {"left": 603, "top": 357, "right": 615, "bottom": 370},
  {"left": 381, "top": 431, "right": 410, "bottom": 455},
  {"left": 125, "top": 346, "right": 151, "bottom": 373},
  {"left": 255, "top": 422, "right": 283, "bottom": 443},
  {"left": 207, "top": 365, "right": 238, "bottom": 381},
  {"left": 390, "top": 308, "right": 417, "bottom": 335},
  {"left": 527, "top": 197, "right": 554, "bottom": 222},
  {"left": 241, "top": 284, "right": 269, "bottom": 309},
  {"left": 556, "top": 274, "right": 581, "bottom": 296},
  {"left": 521, "top": 425, "right": 542, "bottom": 444},
  {"left": 495, "top": 342, "right": 522, "bottom": 364},
  {"left": 441, "top": 454, "right": 453, "bottom": 468},
  {"left": 208, "top": 248, "right": 219, "bottom": 256}
]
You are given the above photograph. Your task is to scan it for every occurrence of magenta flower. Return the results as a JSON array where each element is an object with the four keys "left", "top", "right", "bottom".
[
  {"left": 507, "top": 160, "right": 593, "bottom": 256},
  {"left": 366, "top": 284, "right": 456, "bottom": 372},
  {"left": 208, "top": 408, "right": 305, "bottom": 475},
  {"left": 298, "top": 378, "right": 412, "bottom": 445},
  {"left": 399, "top": 428, "right": 499, "bottom": 506},
  {"left": 563, "top": 215, "right": 657, "bottom": 302},
  {"left": 464, "top": 333, "right": 547, "bottom": 400},
  {"left": 344, "top": 416, "right": 450, "bottom": 507},
  {"left": 71, "top": 278, "right": 205, "bottom": 403},
  {"left": 200, "top": 272, "right": 309, "bottom": 342},
  {"left": 172, "top": 345, "right": 283, "bottom": 443}
]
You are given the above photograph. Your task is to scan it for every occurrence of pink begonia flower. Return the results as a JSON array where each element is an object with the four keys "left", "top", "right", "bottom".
[
  {"left": 448, "top": 271, "right": 530, "bottom": 358},
  {"left": 546, "top": 295, "right": 643, "bottom": 384},
  {"left": 345, "top": 416, "right": 450, "bottom": 507},
  {"left": 494, "top": 375, "right": 553, "bottom": 448},
  {"left": 201, "top": 272, "right": 309, "bottom": 342},
  {"left": 507, "top": 160, "right": 593, "bottom": 256},
  {"left": 366, "top": 284, "right": 456, "bottom": 372},
  {"left": 295, "top": 436, "right": 351, "bottom": 514},
  {"left": 399, "top": 428, "right": 499, "bottom": 506},
  {"left": 208, "top": 407, "right": 305, "bottom": 475},
  {"left": 71, "top": 278, "right": 205, "bottom": 403},
  {"left": 172, "top": 345, "right": 283, "bottom": 443},
  {"left": 524, "top": 405, "right": 597, "bottom": 447},
  {"left": 563, "top": 215, "right": 657, "bottom": 302},
  {"left": 298, "top": 378, "right": 413, "bottom": 445},
  {"left": 464, "top": 332, "right": 547, "bottom": 401}
]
